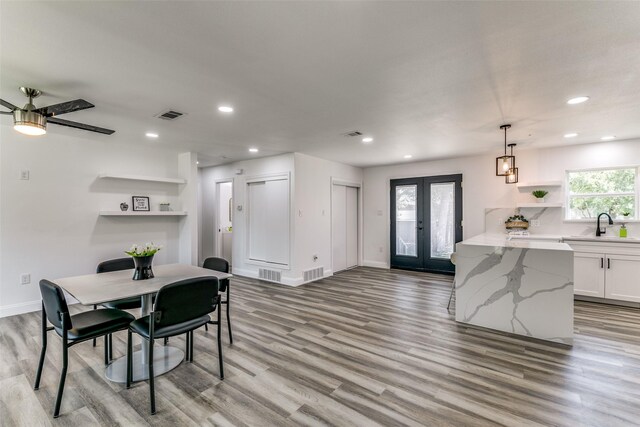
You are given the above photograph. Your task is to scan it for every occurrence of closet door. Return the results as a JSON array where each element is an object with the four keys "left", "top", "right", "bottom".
[
  {"left": 332, "top": 184, "right": 347, "bottom": 273},
  {"left": 346, "top": 186, "right": 358, "bottom": 268}
]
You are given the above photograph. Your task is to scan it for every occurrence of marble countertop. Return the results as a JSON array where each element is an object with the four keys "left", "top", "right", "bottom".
[
  {"left": 458, "top": 233, "right": 573, "bottom": 251},
  {"left": 562, "top": 235, "right": 640, "bottom": 244}
]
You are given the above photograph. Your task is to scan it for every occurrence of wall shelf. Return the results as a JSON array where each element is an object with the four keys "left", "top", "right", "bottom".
[
  {"left": 98, "top": 173, "right": 186, "bottom": 185},
  {"left": 517, "top": 203, "right": 564, "bottom": 208},
  {"left": 99, "top": 211, "right": 187, "bottom": 217},
  {"left": 516, "top": 180, "right": 562, "bottom": 189}
]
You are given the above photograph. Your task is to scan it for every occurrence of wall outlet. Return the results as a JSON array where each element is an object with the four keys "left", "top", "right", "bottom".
[
  {"left": 377, "top": 210, "right": 383, "bottom": 216},
  {"left": 20, "top": 273, "right": 31, "bottom": 285},
  {"left": 313, "top": 254, "right": 318, "bottom": 262},
  {"left": 531, "top": 219, "right": 540, "bottom": 227},
  {"left": 20, "top": 170, "right": 30, "bottom": 180}
]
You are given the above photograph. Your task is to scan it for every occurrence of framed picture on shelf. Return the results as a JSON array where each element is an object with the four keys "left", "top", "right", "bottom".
[{"left": 132, "top": 196, "right": 150, "bottom": 211}]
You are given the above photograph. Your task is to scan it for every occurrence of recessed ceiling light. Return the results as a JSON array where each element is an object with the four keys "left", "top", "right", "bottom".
[
  {"left": 145, "top": 132, "right": 159, "bottom": 138},
  {"left": 404, "top": 154, "right": 412, "bottom": 159},
  {"left": 362, "top": 137, "right": 373, "bottom": 143},
  {"left": 249, "top": 148, "right": 259, "bottom": 153},
  {"left": 567, "top": 96, "right": 589, "bottom": 105},
  {"left": 196, "top": 161, "right": 200, "bottom": 165},
  {"left": 564, "top": 133, "right": 578, "bottom": 138},
  {"left": 601, "top": 135, "right": 616, "bottom": 141},
  {"left": 218, "top": 106, "right": 234, "bottom": 113}
]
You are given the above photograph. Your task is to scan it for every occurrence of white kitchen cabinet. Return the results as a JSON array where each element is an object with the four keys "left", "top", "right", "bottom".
[
  {"left": 604, "top": 254, "right": 640, "bottom": 302},
  {"left": 573, "top": 252, "right": 605, "bottom": 297},
  {"left": 567, "top": 240, "right": 640, "bottom": 303}
]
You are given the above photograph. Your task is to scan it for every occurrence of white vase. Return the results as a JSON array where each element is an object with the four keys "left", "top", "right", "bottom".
[{"left": 536, "top": 197, "right": 545, "bottom": 203}]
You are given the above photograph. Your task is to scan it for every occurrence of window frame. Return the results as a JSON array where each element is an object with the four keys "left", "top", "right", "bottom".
[{"left": 564, "top": 166, "right": 639, "bottom": 222}]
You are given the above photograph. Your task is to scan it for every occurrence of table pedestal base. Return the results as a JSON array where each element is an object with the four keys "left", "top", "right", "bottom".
[{"left": 105, "top": 346, "right": 184, "bottom": 383}]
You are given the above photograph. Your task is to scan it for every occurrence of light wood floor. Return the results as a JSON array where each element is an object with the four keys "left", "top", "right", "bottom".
[{"left": 1, "top": 267, "right": 640, "bottom": 426}]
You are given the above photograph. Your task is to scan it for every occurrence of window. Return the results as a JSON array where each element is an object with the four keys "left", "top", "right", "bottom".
[{"left": 566, "top": 167, "right": 637, "bottom": 220}]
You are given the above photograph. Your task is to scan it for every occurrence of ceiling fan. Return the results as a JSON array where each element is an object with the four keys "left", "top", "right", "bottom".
[{"left": 0, "top": 87, "right": 115, "bottom": 136}]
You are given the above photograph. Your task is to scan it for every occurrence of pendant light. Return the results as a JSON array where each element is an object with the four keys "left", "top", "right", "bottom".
[
  {"left": 495, "top": 124, "right": 514, "bottom": 176},
  {"left": 505, "top": 143, "right": 518, "bottom": 184}
]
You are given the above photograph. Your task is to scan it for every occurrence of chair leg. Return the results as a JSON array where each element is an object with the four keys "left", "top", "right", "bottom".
[
  {"left": 163, "top": 337, "right": 168, "bottom": 346},
  {"left": 226, "top": 286, "right": 233, "bottom": 344},
  {"left": 34, "top": 304, "right": 48, "bottom": 390},
  {"left": 189, "top": 331, "right": 194, "bottom": 362},
  {"left": 53, "top": 334, "right": 69, "bottom": 418},
  {"left": 447, "top": 279, "right": 456, "bottom": 312},
  {"left": 108, "top": 334, "right": 113, "bottom": 361},
  {"left": 204, "top": 323, "right": 208, "bottom": 332},
  {"left": 126, "top": 330, "right": 133, "bottom": 389},
  {"left": 148, "top": 338, "right": 155, "bottom": 414},
  {"left": 104, "top": 335, "right": 110, "bottom": 365},
  {"left": 92, "top": 305, "right": 97, "bottom": 347},
  {"left": 185, "top": 332, "right": 191, "bottom": 362},
  {"left": 217, "top": 305, "right": 224, "bottom": 380}
]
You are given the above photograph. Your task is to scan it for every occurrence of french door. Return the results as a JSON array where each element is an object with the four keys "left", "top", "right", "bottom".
[{"left": 390, "top": 174, "right": 462, "bottom": 273}]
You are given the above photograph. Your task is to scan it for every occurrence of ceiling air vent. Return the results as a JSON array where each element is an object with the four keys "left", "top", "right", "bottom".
[
  {"left": 343, "top": 130, "right": 363, "bottom": 137},
  {"left": 156, "top": 110, "right": 184, "bottom": 120}
]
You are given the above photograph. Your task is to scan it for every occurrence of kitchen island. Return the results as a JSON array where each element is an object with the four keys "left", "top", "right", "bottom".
[{"left": 455, "top": 234, "right": 574, "bottom": 345}]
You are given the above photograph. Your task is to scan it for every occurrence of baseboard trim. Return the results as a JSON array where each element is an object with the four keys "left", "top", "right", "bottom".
[
  {"left": 0, "top": 300, "right": 41, "bottom": 318},
  {"left": 233, "top": 268, "right": 335, "bottom": 287},
  {"left": 362, "top": 260, "right": 390, "bottom": 269}
]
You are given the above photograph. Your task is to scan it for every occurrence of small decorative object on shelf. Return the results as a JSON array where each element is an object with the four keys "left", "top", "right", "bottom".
[
  {"left": 159, "top": 203, "right": 171, "bottom": 212},
  {"left": 505, "top": 214, "right": 529, "bottom": 231},
  {"left": 132, "top": 196, "right": 150, "bottom": 211},
  {"left": 532, "top": 190, "right": 548, "bottom": 203},
  {"left": 125, "top": 242, "right": 162, "bottom": 280},
  {"left": 120, "top": 202, "right": 129, "bottom": 211}
]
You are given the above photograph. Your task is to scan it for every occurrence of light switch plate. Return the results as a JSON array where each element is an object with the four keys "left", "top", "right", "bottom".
[
  {"left": 20, "top": 170, "right": 30, "bottom": 180},
  {"left": 20, "top": 273, "right": 31, "bottom": 285}
]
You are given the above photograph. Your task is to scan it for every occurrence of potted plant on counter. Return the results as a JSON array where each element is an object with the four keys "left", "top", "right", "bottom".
[
  {"left": 125, "top": 242, "right": 162, "bottom": 280},
  {"left": 505, "top": 214, "right": 529, "bottom": 231},
  {"left": 532, "top": 190, "right": 549, "bottom": 203}
]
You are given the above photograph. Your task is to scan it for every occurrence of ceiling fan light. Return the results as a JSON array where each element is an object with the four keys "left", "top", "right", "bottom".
[{"left": 13, "top": 109, "right": 47, "bottom": 136}]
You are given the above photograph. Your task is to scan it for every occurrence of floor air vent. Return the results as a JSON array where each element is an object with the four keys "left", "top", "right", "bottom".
[
  {"left": 303, "top": 267, "right": 324, "bottom": 282},
  {"left": 156, "top": 110, "right": 184, "bottom": 120},
  {"left": 259, "top": 268, "right": 281, "bottom": 283}
]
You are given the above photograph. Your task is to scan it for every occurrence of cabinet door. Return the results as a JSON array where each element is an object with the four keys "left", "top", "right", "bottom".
[
  {"left": 574, "top": 252, "right": 605, "bottom": 297},
  {"left": 605, "top": 254, "right": 640, "bottom": 302}
]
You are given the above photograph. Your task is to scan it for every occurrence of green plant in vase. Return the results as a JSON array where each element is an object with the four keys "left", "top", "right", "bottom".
[
  {"left": 532, "top": 190, "right": 548, "bottom": 203},
  {"left": 125, "top": 243, "right": 162, "bottom": 280}
]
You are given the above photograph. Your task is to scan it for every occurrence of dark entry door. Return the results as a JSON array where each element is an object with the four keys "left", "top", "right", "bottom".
[{"left": 390, "top": 174, "right": 463, "bottom": 274}]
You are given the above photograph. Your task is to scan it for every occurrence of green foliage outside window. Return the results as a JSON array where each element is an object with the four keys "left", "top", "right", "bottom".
[{"left": 567, "top": 168, "right": 636, "bottom": 219}]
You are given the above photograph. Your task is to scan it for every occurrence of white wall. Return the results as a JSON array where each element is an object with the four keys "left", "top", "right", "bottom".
[
  {"left": 199, "top": 152, "right": 363, "bottom": 285},
  {"left": 200, "top": 153, "right": 296, "bottom": 281},
  {"left": 0, "top": 128, "right": 187, "bottom": 317},
  {"left": 294, "top": 153, "right": 363, "bottom": 277},
  {"left": 363, "top": 139, "right": 640, "bottom": 268}
]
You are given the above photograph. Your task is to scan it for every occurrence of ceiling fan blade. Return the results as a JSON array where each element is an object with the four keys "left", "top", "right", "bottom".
[
  {"left": 48, "top": 117, "right": 115, "bottom": 135},
  {"left": 1, "top": 98, "right": 19, "bottom": 111},
  {"left": 35, "top": 99, "right": 94, "bottom": 117}
]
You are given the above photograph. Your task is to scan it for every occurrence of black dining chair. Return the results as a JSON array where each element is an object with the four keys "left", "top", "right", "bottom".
[
  {"left": 202, "top": 257, "right": 233, "bottom": 344},
  {"left": 126, "top": 276, "right": 223, "bottom": 415},
  {"left": 34, "top": 280, "right": 135, "bottom": 418},
  {"left": 92, "top": 257, "right": 138, "bottom": 351}
]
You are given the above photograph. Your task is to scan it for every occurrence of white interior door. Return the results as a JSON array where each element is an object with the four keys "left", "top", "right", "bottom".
[
  {"left": 332, "top": 184, "right": 347, "bottom": 272},
  {"left": 332, "top": 183, "right": 359, "bottom": 273},
  {"left": 346, "top": 186, "right": 358, "bottom": 269}
]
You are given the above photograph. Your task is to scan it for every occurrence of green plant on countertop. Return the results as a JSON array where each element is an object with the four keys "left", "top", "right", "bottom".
[
  {"left": 505, "top": 214, "right": 528, "bottom": 224},
  {"left": 532, "top": 190, "right": 549, "bottom": 199},
  {"left": 622, "top": 211, "right": 631, "bottom": 217}
]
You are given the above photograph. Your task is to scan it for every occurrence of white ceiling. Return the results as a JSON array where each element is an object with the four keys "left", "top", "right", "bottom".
[{"left": 2, "top": 1, "right": 639, "bottom": 167}]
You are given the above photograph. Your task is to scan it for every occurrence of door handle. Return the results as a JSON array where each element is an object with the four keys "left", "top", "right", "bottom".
[
  {"left": 607, "top": 258, "right": 611, "bottom": 269},
  {"left": 600, "top": 257, "right": 604, "bottom": 269}
]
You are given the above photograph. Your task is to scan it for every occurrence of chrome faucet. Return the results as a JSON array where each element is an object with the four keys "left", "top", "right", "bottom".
[{"left": 596, "top": 213, "right": 613, "bottom": 237}]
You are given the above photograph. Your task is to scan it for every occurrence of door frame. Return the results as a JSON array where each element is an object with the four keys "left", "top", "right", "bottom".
[
  {"left": 330, "top": 178, "right": 363, "bottom": 275},
  {"left": 388, "top": 173, "right": 463, "bottom": 274},
  {"left": 214, "top": 178, "right": 234, "bottom": 259}
]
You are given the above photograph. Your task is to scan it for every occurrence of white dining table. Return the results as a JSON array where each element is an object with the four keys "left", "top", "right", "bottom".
[{"left": 53, "top": 263, "right": 232, "bottom": 383}]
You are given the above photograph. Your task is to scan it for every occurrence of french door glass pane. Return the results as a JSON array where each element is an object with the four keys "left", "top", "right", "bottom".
[
  {"left": 430, "top": 182, "right": 455, "bottom": 259},
  {"left": 395, "top": 185, "right": 417, "bottom": 256}
]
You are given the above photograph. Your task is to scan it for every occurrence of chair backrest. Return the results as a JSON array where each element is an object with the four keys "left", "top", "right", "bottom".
[
  {"left": 97, "top": 257, "right": 135, "bottom": 274},
  {"left": 203, "top": 257, "right": 229, "bottom": 273},
  {"left": 39, "top": 280, "right": 71, "bottom": 330},
  {"left": 153, "top": 277, "right": 219, "bottom": 327}
]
